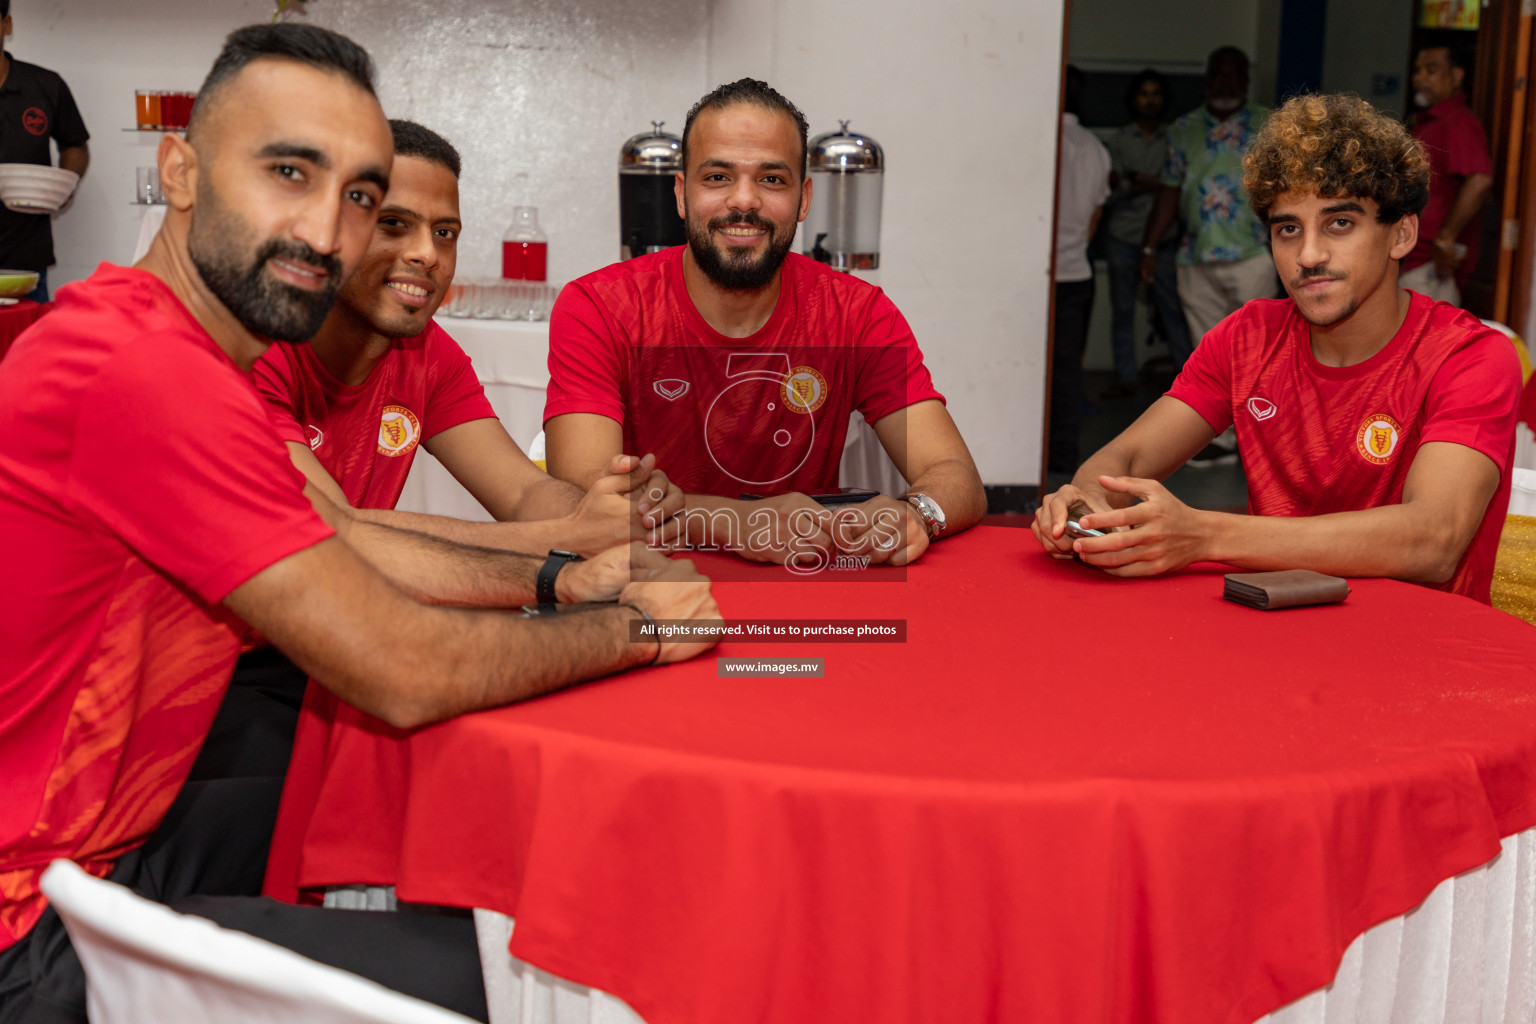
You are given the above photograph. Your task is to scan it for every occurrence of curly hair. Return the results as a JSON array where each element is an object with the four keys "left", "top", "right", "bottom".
[{"left": 1243, "top": 94, "right": 1430, "bottom": 224}]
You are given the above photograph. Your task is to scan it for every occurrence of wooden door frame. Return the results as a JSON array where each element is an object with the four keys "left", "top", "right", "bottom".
[{"left": 1501, "top": 4, "right": 1536, "bottom": 334}]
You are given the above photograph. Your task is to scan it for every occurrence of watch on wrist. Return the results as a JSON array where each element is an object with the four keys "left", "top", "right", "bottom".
[
  {"left": 536, "top": 549, "right": 583, "bottom": 604},
  {"left": 904, "top": 493, "right": 947, "bottom": 541},
  {"left": 1141, "top": 245, "right": 1155, "bottom": 256}
]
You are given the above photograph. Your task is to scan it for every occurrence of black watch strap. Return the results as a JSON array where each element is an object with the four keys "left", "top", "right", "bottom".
[{"left": 536, "top": 550, "right": 583, "bottom": 604}]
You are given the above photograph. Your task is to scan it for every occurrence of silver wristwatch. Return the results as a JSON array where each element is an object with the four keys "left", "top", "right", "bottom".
[{"left": 905, "top": 492, "right": 947, "bottom": 540}]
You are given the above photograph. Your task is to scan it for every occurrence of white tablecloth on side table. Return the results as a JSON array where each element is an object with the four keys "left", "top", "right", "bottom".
[
  {"left": 397, "top": 316, "right": 905, "bottom": 518},
  {"left": 327, "top": 826, "right": 1536, "bottom": 1024}
]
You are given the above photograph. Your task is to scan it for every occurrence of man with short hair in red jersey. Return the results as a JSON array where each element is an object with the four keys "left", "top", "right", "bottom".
[
  {"left": 250, "top": 118, "right": 686, "bottom": 908},
  {"left": 254, "top": 118, "right": 683, "bottom": 554},
  {"left": 544, "top": 78, "right": 985, "bottom": 570},
  {"left": 1033, "top": 93, "right": 1520, "bottom": 604},
  {"left": 0, "top": 24, "right": 717, "bottom": 1023}
]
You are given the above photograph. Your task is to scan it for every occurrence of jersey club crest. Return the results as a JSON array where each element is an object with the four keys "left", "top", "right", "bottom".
[
  {"left": 377, "top": 405, "right": 421, "bottom": 458},
  {"left": 1355, "top": 413, "right": 1402, "bottom": 466}
]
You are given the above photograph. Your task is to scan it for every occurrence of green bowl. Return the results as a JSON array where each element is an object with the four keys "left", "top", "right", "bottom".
[{"left": 0, "top": 270, "right": 39, "bottom": 298}]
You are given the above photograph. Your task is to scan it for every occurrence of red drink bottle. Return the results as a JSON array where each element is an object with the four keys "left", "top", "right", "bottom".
[{"left": 501, "top": 206, "right": 547, "bottom": 282}]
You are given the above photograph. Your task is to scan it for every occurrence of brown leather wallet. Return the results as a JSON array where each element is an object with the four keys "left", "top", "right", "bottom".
[{"left": 1223, "top": 569, "right": 1351, "bottom": 610}]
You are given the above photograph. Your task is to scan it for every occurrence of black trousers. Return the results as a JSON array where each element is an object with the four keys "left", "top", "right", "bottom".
[
  {"left": 0, "top": 655, "right": 489, "bottom": 1023},
  {"left": 187, "top": 645, "right": 310, "bottom": 782},
  {"left": 1049, "top": 277, "right": 1096, "bottom": 474}
]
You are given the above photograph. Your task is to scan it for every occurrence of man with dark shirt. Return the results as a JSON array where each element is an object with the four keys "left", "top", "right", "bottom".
[{"left": 0, "top": 0, "right": 89, "bottom": 301}]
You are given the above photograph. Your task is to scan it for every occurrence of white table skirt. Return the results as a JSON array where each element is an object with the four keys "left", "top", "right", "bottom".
[
  {"left": 326, "top": 826, "right": 1536, "bottom": 1024},
  {"left": 1515, "top": 423, "right": 1534, "bottom": 473},
  {"left": 396, "top": 317, "right": 906, "bottom": 520}
]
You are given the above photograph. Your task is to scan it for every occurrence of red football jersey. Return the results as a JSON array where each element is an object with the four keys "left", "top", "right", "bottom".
[
  {"left": 252, "top": 321, "right": 494, "bottom": 511},
  {"left": 545, "top": 249, "right": 943, "bottom": 497},
  {"left": 0, "top": 265, "right": 332, "bottom": 949},
  {"left": 1168, "top": 291, "right": 1520, "bottom": 602}
]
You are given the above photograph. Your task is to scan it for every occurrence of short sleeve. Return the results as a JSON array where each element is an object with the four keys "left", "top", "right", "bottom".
[
  {"left": 854, "top": 290, "right": 944, "bottom": 424},
  {"left": 1094, "top": 142, "right": 1112, "bottom": 206},
  {"left": 1160, "top": 134, "right": 1185, "bottom": 188},
  {"left": 250, "top": 347, "right": 310, "bottom": 447},
  {"left": 68, "top": 344, "right": 332, "bottom": 603},
  {"left": 422, "top": 329, "right": 495, "bottom": 441},
  {"left": 49, "top": 76, "right": 89, "bottom": 150},
  {"left": 544, "top": 282, "right": 628, "bottom": 425},
  {"left": 1165, "top": 321, "right": 1236, "bottom": 433},
  {"left": 1443, "top": 115, "right": 1494, "bottom": 179},
  {"left": 1420, "top": 329, "right": 1522, "bottom": 471}
]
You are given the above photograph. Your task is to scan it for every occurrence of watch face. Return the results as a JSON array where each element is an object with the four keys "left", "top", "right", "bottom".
[{"left": 908, "top": 494, "right": 943, "bottom": 535}]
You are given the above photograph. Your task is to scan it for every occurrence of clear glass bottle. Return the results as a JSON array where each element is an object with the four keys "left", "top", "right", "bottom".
[{"left": 501, "top": 206, "right": 548, "bottom": 282}]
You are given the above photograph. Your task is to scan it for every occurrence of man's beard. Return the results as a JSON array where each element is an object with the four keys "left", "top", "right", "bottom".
[
  {"left": 1206, "top": 94, "right": 1244, "bottom": 116},
  {"left": 187, "top": 179, "right": 344, "bottom": 342},
  {"left": 685, "top": 209, "right": 794, "bottom": 291}
]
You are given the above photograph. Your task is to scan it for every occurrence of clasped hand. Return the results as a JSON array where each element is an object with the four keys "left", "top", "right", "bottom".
[
  {"left": 1032, "top": 475, "right": 1210, "bottom": 577},
  {"left": 737, "top": 493, "right": 928, "bottom": 568},
  {"left": 570, "top": 453, "right": 686, "bottom": 549}
]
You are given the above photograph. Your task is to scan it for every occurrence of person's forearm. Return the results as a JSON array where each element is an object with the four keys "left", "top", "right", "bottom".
[
  {"left": 347, "top": 503, "right": 613, "bottom": 559},
  {"left": 905, "top": 460, "right": 986, "bottom": 537},
  {"left": 59, "top": 145, "right": 88, "bottom": 178},
  {"left": 495, "top": 472, "right": 585, "bottom": 521},
  {"left": 1068, "top": 444, "right": 1144, "bottom": 508},
  {"left": 306, "top": 597, "right": 654, "bottom": 728},
  {"left": 1141, "top": 186, "right": 1180, "bottom": 249},
  {"left": 1200, "top": 503, "right": 1470, "bottom": 583},
  {"left": 332, "top": 513, "right": 548, "bottom": 607},
  {"left": 1438, "top": 173, "right": 1494, "bottom": 244}
]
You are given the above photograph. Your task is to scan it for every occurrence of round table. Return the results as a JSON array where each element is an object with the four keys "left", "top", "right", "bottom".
[{"left": 266, "top": 525, "right": 1536, "bottom": 1024}]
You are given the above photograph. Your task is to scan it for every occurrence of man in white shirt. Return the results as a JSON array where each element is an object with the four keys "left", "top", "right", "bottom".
[{"left": 1050, "top": 65, "right": 1112, "bottom": 474}]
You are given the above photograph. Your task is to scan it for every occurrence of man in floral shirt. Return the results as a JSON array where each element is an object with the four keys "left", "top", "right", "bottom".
[{"left": 1138, "top": 46, "right": 1275, "bottom": 462}]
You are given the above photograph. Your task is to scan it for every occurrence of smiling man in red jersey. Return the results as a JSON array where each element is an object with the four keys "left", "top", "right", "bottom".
[
  {"left": 0, "top": 25, "right": 718, "bottom": 1023},
  {"left": 254, "top": 119, "right": 682, "bottom": 555},
  {"left": 544, "top": 78, "right": 985, "bottom": 570},
  {"left": 1033, "top": 93, "right": 1520, "bottom": 603}
]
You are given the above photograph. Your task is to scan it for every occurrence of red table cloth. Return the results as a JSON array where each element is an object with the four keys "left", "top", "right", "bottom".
[
  {"left": 266, "top": 526, "right": 1536, "bottom": 1024},
  {"left": 0, "top": 300, "right": 50, "bottom": 363}
]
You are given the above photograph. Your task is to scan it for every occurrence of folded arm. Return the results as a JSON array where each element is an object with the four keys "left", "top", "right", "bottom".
[
  {"left": 1065, "top": 439, "right": 1499, "bottom": 582},
  {"left": 1033, "top": 396, "right": 1216, "bottom": 555},
  {"left": 287, "top": 420, "right": 676, "bottom": 558},
  {"left": 224, "top": 533, "right": 717, "bottom": 729}
]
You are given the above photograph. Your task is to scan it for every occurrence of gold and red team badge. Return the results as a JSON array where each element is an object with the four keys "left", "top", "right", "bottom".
[
  {"left": 1355, "top": 412, "right": 1402, "bottom": 465},
  {"left": 783, "top": 366, "right": 828, "bottom": 414},
  {"left": 377, "top": 405, "right": 421, "bottom": 457}
]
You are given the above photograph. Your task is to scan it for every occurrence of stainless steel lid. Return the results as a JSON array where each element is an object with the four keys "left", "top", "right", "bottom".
[
  {"left": 619, "top": 121, "right": 682, "bottom": 173},
  {"left": 808, "top": 121, "right": 883, "bottom": 173}
]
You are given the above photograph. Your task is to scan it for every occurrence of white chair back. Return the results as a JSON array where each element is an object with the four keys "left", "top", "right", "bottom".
[
  {"left": 1511, "top": 467, "right": 1536, "bottom": 518},
  {"left": 39, "top": 860, "right": 475, "bottom": 1024}
]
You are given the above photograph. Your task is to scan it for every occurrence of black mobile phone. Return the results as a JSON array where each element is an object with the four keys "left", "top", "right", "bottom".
[
  {"left": 812, "top": 488, "right": 880, "bottom": 506},
  {"left": 740, "top": 488, "right": 881, "bottom": 506}
]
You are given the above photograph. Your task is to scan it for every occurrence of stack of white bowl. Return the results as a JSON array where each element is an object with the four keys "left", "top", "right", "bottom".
[{"left": 0, "top": 164, "right": 80, "bottom": 214}]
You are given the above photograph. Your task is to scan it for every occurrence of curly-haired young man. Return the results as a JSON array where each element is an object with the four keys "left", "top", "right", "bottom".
[{"left": 1033, "top": 93, "right": 1521, "bottom": 603}]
